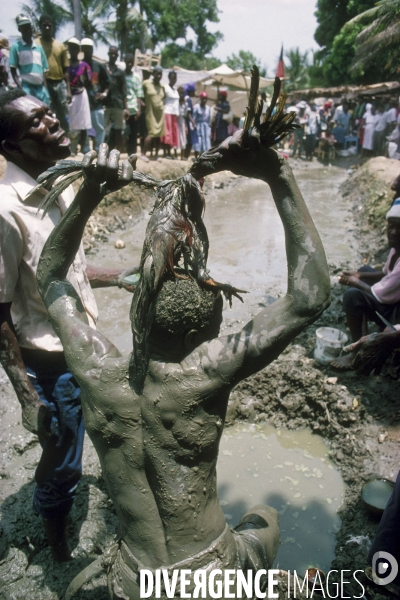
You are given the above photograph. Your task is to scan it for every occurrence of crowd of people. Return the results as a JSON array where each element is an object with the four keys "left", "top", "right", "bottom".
[
  {"left": 284, "top": 96, "right": 400, "bottom": 161},
  {"left": 0, "top": 13, "right": 235, "bottom": 162}
]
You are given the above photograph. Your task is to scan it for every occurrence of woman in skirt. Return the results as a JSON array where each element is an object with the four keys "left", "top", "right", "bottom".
[
  {"left": 67, "top": 38, "right": 92, "bottom": 155},
  {"left": 193, "top": 92, "right": 211, "bottom": 157}
]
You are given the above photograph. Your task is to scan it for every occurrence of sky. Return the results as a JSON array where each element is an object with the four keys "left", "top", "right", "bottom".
[{"left": 3, "top": 0, "right": 319, "bottom": 74}]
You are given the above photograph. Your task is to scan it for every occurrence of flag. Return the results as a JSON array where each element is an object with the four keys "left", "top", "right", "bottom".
[{"left": 276, "top": 45, "right": 285, "bottom": 79}]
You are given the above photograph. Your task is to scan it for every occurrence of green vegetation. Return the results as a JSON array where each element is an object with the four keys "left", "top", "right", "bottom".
[
  {"left": 313, "top": 0, "right": 399, "bottom": 86},
  {"left": 20, "top": 0, "right": 222, "bottom": 67},
  {"left": 226, "top": 50, "right": 267, "bottom": 77}
]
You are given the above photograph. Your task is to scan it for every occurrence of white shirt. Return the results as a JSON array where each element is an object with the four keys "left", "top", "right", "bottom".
[
  {"left": 375, "top": 111, "right": 388, "bottom": 132},
  {"left": 0, "top": 161, "right": 98, "bottom": 351},
  {"left": 163, "top": 84, "right": 179, "bottom": 116},
  {"left": 387, "top": 107, "right": 397, "bottom": 124}
]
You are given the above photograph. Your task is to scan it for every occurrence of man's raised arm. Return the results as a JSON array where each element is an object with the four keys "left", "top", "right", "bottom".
[
  {"left": 37, "top": 147, "right": 135, "bottom": 370},
  {"left": 193, "top": 130, "right": 331, "bottom": 385}
]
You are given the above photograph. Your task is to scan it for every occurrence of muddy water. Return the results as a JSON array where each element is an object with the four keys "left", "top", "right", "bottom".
[
  {"left": 218, "top": 423, "right": 344, "bottom": 575},
  {"left": 91, "top": 163, "right": 350, "bottom": 573}
]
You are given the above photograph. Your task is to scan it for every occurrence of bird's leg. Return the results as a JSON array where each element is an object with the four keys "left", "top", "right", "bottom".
[{"left": 200, "top": 277, "right": 248, "bottom": 307}]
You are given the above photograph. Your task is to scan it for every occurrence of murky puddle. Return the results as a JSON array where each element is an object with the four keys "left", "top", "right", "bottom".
[
  {"left": 90, "top": 163, "right": 349, "bottom": 573},
  {"left": 218, "top": 423, "right": 344, "bottom": 575}
]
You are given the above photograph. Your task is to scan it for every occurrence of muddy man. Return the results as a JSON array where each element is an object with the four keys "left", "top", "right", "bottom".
[{"left": 37, "top": 129, "right": 330, "bottom": 599}]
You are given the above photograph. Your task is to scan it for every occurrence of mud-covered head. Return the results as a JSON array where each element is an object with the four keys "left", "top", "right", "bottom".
[{"left": 148, "top": 275, "right": 223, "bottom": 359}]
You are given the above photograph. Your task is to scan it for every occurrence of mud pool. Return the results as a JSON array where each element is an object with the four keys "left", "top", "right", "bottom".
[{"left": 218, "top": 423, "right": 344, "bottom": 576}]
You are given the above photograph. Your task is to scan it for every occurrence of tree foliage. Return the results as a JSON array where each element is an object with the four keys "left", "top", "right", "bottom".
[
  {"left": 314, "top": 0, "right": 376, "bottom": 51},
  {"left": 21, "top": 0, "right": 72, "bottom": 36},
  {"left": 226, "top": 50, "right": 266, "bottom": 76},
  {"left": 20, "top": 0, "right": 222, "bottom": 65},
  {"left": 348, "top": 0, "right": 400, "bottom": 75},
  {"left": 121, "top": 0, "right": 222, "bottom": 63},
  {"left": 313, "top": 0, "right": 397, "bottom": 85},
  {"left": 160, "top": 41, "right": 220, "bottom": 70},
  {"left": 283, "top": 48, "right": 310, "bottom": 92},
  {"left": 65, "top": 0, "right": 110, "bottom": 44}
]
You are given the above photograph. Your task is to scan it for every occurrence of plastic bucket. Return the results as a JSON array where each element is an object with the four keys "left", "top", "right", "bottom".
[{"left": 314, "top": 327, "right": 348, "bottom": 365}]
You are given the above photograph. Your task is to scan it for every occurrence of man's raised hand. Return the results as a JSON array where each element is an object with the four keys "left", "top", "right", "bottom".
[
  {"left": 190, "top": 128, "right": 285, "bottom": 182},
  {"left": 82, "top": 144, "right": 137, "bottom": 197}
]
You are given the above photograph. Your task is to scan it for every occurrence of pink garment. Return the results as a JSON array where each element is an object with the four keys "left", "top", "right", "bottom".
[
  {"left": 161, "top": 113, "right": 179, "bottom": 147},
  {"left": 371, "top": 248, "right": 400, "bottom": 303}
]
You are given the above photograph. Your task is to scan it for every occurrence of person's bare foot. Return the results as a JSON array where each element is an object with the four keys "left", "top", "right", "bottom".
[{"left": 330, "top": 352, "right": 355, "bottom": 370}]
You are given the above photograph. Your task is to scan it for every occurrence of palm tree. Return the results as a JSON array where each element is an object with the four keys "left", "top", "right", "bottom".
[
  {"left": 284, "top": 48, "right": 310, "bottom": 92},
  {"left": 20, "top": 0, "right": 72, "bottom": 36},
  {"left": 348, "top": 0, "right": 400, "bottom": 72},
  {"left": 64, "top": 0, "right": 111, "bottom": 45}
]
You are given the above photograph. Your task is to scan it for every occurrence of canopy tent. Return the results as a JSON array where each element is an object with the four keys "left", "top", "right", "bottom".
[{"left": 172, "top": 64, "right": 274, "bottom": 92}]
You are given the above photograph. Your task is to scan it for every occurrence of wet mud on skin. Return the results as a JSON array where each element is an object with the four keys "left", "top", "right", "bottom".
[{"left": 0, "top": 157, "right": 399, "bottom": 599}]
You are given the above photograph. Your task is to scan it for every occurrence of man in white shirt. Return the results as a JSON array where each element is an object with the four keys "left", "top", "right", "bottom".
[{"left": 0, "top": 89, "right": 134, "bottom": 561}]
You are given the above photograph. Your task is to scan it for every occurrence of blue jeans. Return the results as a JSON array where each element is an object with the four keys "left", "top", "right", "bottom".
[
  {"left": 47, "top": 79, "right": 69, "bottom": 133},
  {"left": 21, "top": 81, "right": 50, "bottom": 105},
  {"left": 27, "top": 366, "right": 84, "bottom": 520},
  {"left": 84, "top": 108, "right": 105, "bottom": 153}
]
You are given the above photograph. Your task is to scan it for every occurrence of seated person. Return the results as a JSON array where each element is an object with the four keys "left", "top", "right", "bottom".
[
  {"left": 331, "top": 124, "right": 345, "bottom": 148},
  {"left": 332, "top": 199, "right": 400, "bottom": 369},
  {"left": 343, "top": 331, "right": 400, "bottom": 589}
]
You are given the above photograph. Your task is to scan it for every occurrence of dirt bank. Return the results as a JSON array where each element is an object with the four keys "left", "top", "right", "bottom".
[{"left": 0, "top": 155, "right": 399, "bottom": 599}]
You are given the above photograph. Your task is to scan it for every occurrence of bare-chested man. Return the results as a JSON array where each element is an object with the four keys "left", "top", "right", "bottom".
[{"left": 37, "top": 131, "right": 330, "bottom": 598}]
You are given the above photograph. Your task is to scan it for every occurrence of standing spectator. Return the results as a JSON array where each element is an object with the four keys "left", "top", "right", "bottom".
[
  {"left": 177, "top": 86, "right": 188, "bottom": 160},
  {"left": 0, "top": 90, "right": 134, "bottom": 560},
  {"left": 161, "top": 70, "right": 179, "bottom": 159},
  {"left": 138, "top": 68, "right": 150, "bottom": 161},
  {"left": 213, "top": 90, "right": 230, "bottom": 146},
  {"left": 0, "top": 38, "right": 12, "bottom": 85},
  {"left": 142, "top": 65, "right": 165, "bottom": 161},
  {"left": 124, "top": 53, "right": 143, "bottom": 156},
  {"left": 304, "top": 104, "right": 320, "bottom": 161},
  {"left": 9, "top": 14, "right": 50, "bottom": 104},
  {"left": 67, "top": 39, "right": 92, "bottom": 156},
  {"left": 386, "top": 99, "right": 398, "bottom": 130},
  {"left": 184, "top": 82, "right": 198, "bottom": 159},
  {"left": 335, "top": 101, "right": 351, "bottom": 134},
  {"left": 37, "top": 15, "right": 70, "bottom": 133},
  {"left": 292, "top": 106, "right": 306, "bottom": 158},
  {"left": 362, "top": 104, "right": 376, "bottom": 156},
  {"left": 193, "top": 91, "right": 211, "bottom": 157},
  {"left": 374, "top": 103, "right": 389, "bottom": 156},
  {"left": 81, "top": 38, "right": 109, "bottom": 153},
  {"left": 104, "top": 46, "right": 127, "bottom": 152}
]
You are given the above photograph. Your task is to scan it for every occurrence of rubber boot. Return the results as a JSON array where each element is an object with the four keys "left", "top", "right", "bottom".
[{"left": 43, "top": 514, "right": 72, "bottom": 561}]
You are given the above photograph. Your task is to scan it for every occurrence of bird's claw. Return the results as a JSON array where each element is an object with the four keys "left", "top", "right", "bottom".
[{"left": 220, "top": 284, "right": 248, "bottom": 307}]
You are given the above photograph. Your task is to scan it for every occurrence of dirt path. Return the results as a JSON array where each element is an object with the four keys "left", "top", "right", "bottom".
[{"left": 0, "top": 155, "right": 399, "bottom": 599}]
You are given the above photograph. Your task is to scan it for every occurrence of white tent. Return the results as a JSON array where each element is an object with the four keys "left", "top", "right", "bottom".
[{"left": 173, "top": 64, "right": 274, "bottom": 92}]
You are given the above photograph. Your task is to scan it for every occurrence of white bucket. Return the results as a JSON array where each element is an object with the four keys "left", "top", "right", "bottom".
[{"left": 314, "top": 327, "right": 348, "bottom": 365}]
